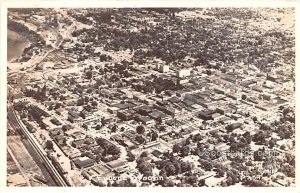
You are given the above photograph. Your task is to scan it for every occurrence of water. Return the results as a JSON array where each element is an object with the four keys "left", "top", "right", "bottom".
[{"left": 7, "top": 29, "right": 30, "bottom": 61}]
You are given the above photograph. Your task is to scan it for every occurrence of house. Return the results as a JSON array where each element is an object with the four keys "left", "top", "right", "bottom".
[
  {"left": 168, "top": 96, "right": 181, "bottom": 103},
  {"left": 55, "top": 108, "right": 65, "bottom": 115},
  {"left": 216, "top": 106, "right": 236, "bottom": 115},
  {"left": 54, "top": 135, "right": 66, "bottom": 146},
  {"left": 226, "top": 92, "right": 239, "bottom": 100},
  {"left": 83, "top": 120, "right": 98, "bottom": 130},
  {"left": 214, "top": 87, "right": 225, "bottom": 95},
  {"left": 51, "top": 156, "right": 67, "bottom": 175},
  {"left": 49, "top": 127, "right": 64, "bottom": 137},
  {"left": 226, "top": 122, "right": 243, "bottom": 132},
  {"left": 107, "top": 160, "right": 127, "bottom": 169},
  {"left": 82, "top": 169, "right": 97, "bottom": 180},
  {"left": 50, "top": 117, "right": 62, "bottom": 126},
  {"left": 151, "top": 149, "right": 163, "bottom": 158},
  {"left": 149, "top": 110, "right": 169, "bottom": 122},
  {"left": 107, "top": 107, "right": 119, "bottom": 114},
  {"left": 30, "top": 105, "right": 50, "bottom": 118},
  {"left": 137, "top": 116, "right": 155, "bottom": 125},
  {"left": 117, "top": 109, "right": 135, "bottom": 121},
  {"left": 164, "top": 106, "right": 180, "bottom": 117},
  {"left": 198, "top": 109, "right": 215, "bottom": 120},
  {"left": 71, "top": 137, "right": 95, "bottom": 148},
  {"left": 68, "top": 110, "right": 81, "bottom": 123},
  {"left": 185, "top": 94, "right": 209, "bottom": 108},
  {"left": 177, "top": 78, "right": 189, "bottom": 85},
  {"left": 73, "top": 156, "right": 95, "bottom": 169},
  {"left": 137, "top": 105, "right": 153, "bottom": 116},
  {"left": 122, "top": 140, "right": 135, "bottom": 149},
  {"left": 143, "top": 141, "right": 160, "bottom": 149},
  {"left": 70, "top": 131, "right": 85, "bottom": 140},
  {"left": 107, "top": 160, "right": 128, "bottom": 174},
  {"left": 101, "top": 116, "right": 115, "bottom": 125}
]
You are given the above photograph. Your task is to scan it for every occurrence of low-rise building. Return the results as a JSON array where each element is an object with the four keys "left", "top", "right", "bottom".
[{"left": 73, "top": 156, "right": 96, "bottom": 169}]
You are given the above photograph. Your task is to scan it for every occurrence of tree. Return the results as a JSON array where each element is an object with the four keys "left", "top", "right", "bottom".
[
  {"left": 253, "top": 131, "right": 266, "bottom": 144},
  {"left": 173, "top": 143, "right": 181, "bottom": 153},
  {"left": 254, "top": 149, "right": 264, "bottom": 161},
  {"left": 180, "top": 162, "right": 192, "bottom": 173},
  {"left": 180, "top": 145, "right": 190, "bottom": 157},
  {"left": 135, "top": 135, "right": 146, "bottom": 144},
  {"left": 45, "top": 140, "right": 54, "bottom": 150},
  {"left": 111, "top": 125, "right": 118, "bottom": 132},
  {"left": 62, "top": 124, "right": 71, "bottom": 132},
  {"left": 79, "top": 111, "right": 86, "bottom": 119},
  {"left": 54, "top": 103, "right": 61, "bottom": 109},
  {"left": 84, "top": 139, "right": 93, "bottom": 145},
  {"left": 136, "top": 125, "right": 145, "bottom": 134},
  {"left": 244, "top": 179, "right": 266, "bottom": 187},
  {"left": 253, "top": 116, "right": 258, "bottom": 122},
  {"left": 223, "top": 134, "right": 229, "bottom": 142},
  {"left": 240, "top": 136, "right": 247, "bottom": 144},
  {"left": 226, "top": 176, "right": 233, "bottom": 186},
  {"left": 164, "top": 179, "right": 174, "bottom": 187},
  {"left": 186, "top": 175, "right": 197, "bottom": 185},
  {"left": 151, "top": 132, "right": 158, "bottom": 141},
  {"left": 84, "top": 105, "right": 92, "bottom": 112},
  {"left": 243, "top": 131, "right": 252, "bottom": 144},
  {"left": 216, "top": 167, "right": 225, "bottom": 177},
  {"left": 278, "top": 131, "right": 285, "bottom": 139},
  {"left": 91, "top": 101, "right": 98, "bottom": 106},
  {"left": 242, "top": 94, "right": 247, "bottom": 100},
  {"left": 283, "top": 107, "right": 291, "bottom": 116},
  {"left": 165, "top": 162, "right": 176, "bottom": 176},
  {"left": 185, "top": 138, "right": 191, "bottom": 145},
  {"left": 140, "top": 151, "right": 149, "bottom": 158},
  {"left": 95, "top": 125, "right": 101, "bottom": 130},
  {"left": 206, "top": 70, "right": 212, "bottom": 75},
  {"left": 142, "top": 170, "right": 153, "bottom": 181},
  {"left": 201, "top": 160, "right": 213, "bottom": 171},
  {"left": 97, "top": 181, "right": 106, "bottom": 187},
  {"left": 198, "top": 179, "right": 205, "bottom": 187},
  {"left": 172, "top": 161, "right": 182, "bottom": 174},
  {"left": 107, "top": 145, "right": 120, "bottom": 156},
  {"left": 268, "top": 139, "right": 276, "bottom": 149},
  {"left": 127, "top": 151, "right": 135, "bottom": 162},
  {"left": 96, "top": 138, "right": 107, "bottom": 147},
  {"left": 279, "top": 164, "right": 295, "bottom": 177},
  {"left": 229, "top": 135, "right": 235, "bottom": 144},
  {"left": 230, "top": 143, "right": 239, "bottom": 152},
  {"left": 138, "top": 161, "right": 152, "bottom": 175},
  {"left": 40, "top": 122, "right": 47, "bottom": 130},
  {"left": 136, "top": 157, "right": 146, "bottom": 165},
  {"left": 101, "top": 117, "right": 106, "bottom": 127},
  {"left": 77, "top": 98, "right": 84, "bottom": 106},
  {"left": 280, "top": 144, "right": 286, "bottom": 150},
  {"left": 86, "top": 70, "right": 93, "bottom": 79}
]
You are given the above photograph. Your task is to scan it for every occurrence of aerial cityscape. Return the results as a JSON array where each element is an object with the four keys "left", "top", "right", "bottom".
[{"left": 7, "top": 8, "right": 295, "bottom": 187}]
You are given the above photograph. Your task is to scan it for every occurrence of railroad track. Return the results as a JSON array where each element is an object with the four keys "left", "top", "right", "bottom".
[{"left": 7, "top": 106, "right": 69, "bottom": 187}]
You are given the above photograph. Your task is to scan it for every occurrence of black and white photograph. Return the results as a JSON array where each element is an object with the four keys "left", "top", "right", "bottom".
[{"left": 2, "top": 0, "right": 298, "bottom": 190}]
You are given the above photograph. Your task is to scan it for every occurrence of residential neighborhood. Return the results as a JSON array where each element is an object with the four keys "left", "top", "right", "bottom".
[{"left": 7, "top": 8, "right": 295, "bottom": 187}]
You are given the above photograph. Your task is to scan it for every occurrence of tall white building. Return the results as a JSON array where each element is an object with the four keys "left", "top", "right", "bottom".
[
  {"left": 156, "top": 64, "right": 169, "bottom": 73},
  {"left": 177, "top": 69, "right": 191, "bottom": 78}
]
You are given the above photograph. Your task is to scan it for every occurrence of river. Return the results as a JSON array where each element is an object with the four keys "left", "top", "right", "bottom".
[{"left": 7, "top": 29, "right": 30, "bottom": 62}]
